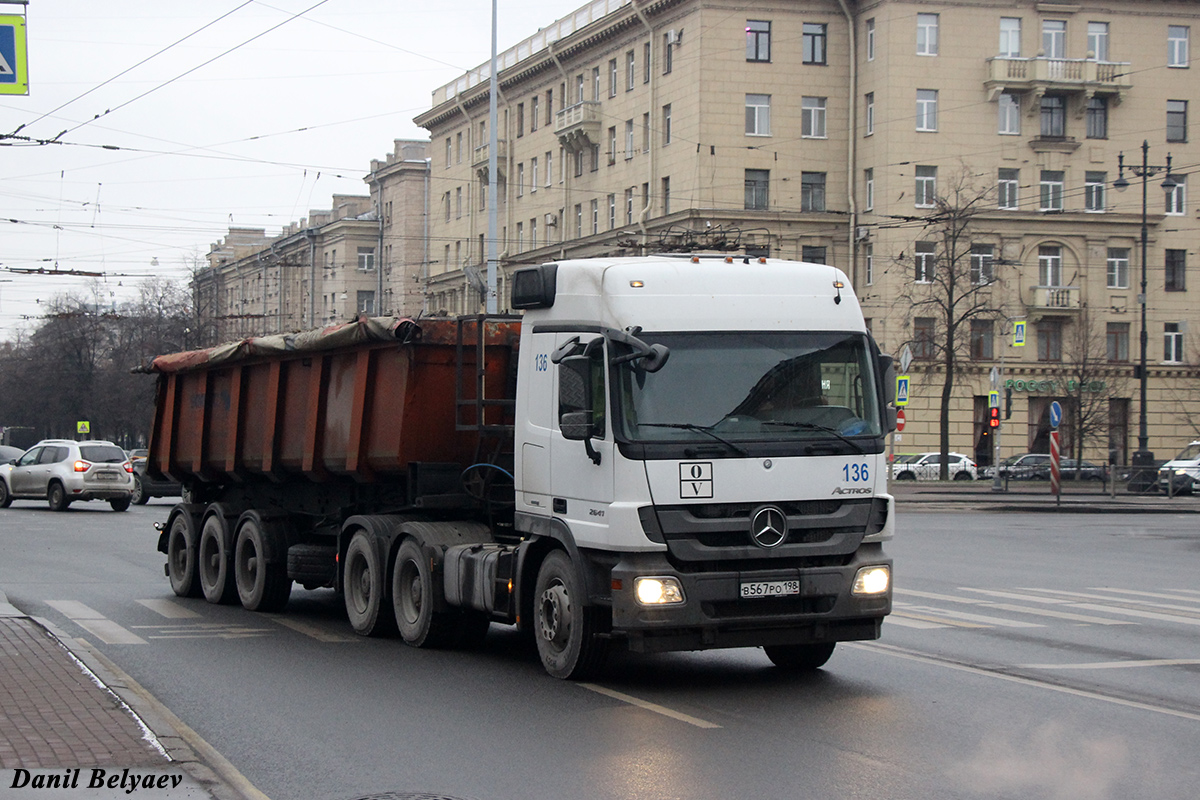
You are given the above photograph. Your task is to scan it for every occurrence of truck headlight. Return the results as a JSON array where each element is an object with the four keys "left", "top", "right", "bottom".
[
  {"left": 852, "top": 566, "right": 890, "bottom": 596},
  {"left": 634, "top": 576, "right": 686, "bottom": 605}
]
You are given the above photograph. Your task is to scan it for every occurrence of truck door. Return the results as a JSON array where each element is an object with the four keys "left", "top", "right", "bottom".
[{"left": 550, "top": 334, "right": 614, "bottom": 546}]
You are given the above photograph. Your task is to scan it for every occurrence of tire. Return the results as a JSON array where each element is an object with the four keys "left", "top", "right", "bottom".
[
  {"left": 131, "top": 476, "right": 148, "bottom": 505},
  {"left": 533, "top": 550, "right": 608, "bottom": 680},
  {"left": 166, "top": 511, "right": 202, "bottom": 598},
  {"left": 287, "top": 544, "right": 337, "bottom": 590},
  {"left": 344, "top": 530, "right": 392, "bottom": 636},
  {"left": 47, "top": 482, "right": 70, "bottom": 511},
  {"left": 0, "top": 479, "right": 10, "bottom": 508},
  {"left": 953, "top": 471, "right": 973, "bottom": 481},
  {"left": 895, "top": 471, "right": 916, "bottom": 481},
  {"left": 198, "top": 509, "right": 237, "bottom": 604},
  {"left": 763, "top": 642, "right": 836, "bottom": 670},
  {"left": 109, "top": 497, "right": 131, "bottom": 512},
  {"left": 392, "top": 537, "right": 458, "bottom": 648},
  {"left": 233, "top": 512, "right": 291, "bottom": 612}
]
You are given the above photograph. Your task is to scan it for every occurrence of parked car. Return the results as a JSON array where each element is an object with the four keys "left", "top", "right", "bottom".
[
  {"left": 1155, "top": 441, "right": 1200, "bottom": 495},
  {"left": 131, "top": 456, "right": 182, "bottom": 504},
  {"left": 891, "top": 452, "right": 977, "bottom": 481},
  {"left": 0, "top": 444, "right": 24, "bottom": 463},
  {"left": 0, "top": 439, "right": 133, "bottom": 511},
  {"left": 1031, "top": 458, "right": 1107, "bottom": 481},
  {"left": 982, "top": 453, "right": 1052, "bottom": 481}
]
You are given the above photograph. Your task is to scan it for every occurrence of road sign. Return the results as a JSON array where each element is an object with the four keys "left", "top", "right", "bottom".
[
  {"left": 896, "top": 409, "right": 906, "bottom": 431},
  {"left": 1049, "top": 400, "right": 1062, "bottom": 429},
  {"left": 895, "top": 375, "right": 910, "bottom": 406},
  {"left": 899, "top": 344, "right": 913, "bottom": 374},
  {"left": 990, "top": 366, "right": 999, "bottom": 389},
  {"left": 1013, "top": 320, "right": 1027, "bottom": 347},
  {"left": 988, "top": 390, "right": 1000, "bottom": 409},
  {"left": 76, "top": 421, "right": 90, "bottom": 435},
  {"left": 0, "top": 16, "right": 29, "bottom": 96}
]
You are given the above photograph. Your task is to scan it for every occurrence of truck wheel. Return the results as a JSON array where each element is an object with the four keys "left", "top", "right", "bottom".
[
  {"left": 234, "top": 513, "right": 291, "bottom": 612},
  {"left": 344, "top": 530, "right": 392, "bottom": 636},
  {"left": 392, "top": 537, "right": 458, "bottom": 647},
  {"left": 763, "top": 642, "right": 836, "bottom": 670},
  {"left": 287, "top": 544, "right": 337, "bottom": 589},
  {"left": 131, "top": 476, "right": 148, "bottom": 505},
  {"left": 166, "top": 511, "right": 202, "bottom": 598},
  {"left": 198, "top": 511, "right": 237, "bottom": 604},
  {"left": 533, "top": 550, "right": 608, "bottom": 679},
  {"left": 48, "top": 482, "right": 70, "bottom": 511}
]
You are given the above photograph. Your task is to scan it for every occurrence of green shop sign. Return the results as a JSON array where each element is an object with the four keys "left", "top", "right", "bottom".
[{"left": 1004, "top": 379, "right": 1107, "bottom": 393}]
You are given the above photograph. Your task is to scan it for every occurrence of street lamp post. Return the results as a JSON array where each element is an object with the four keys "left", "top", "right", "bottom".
[{"left": 1113, "top": 140, "right": 1177, "bottom": 491}]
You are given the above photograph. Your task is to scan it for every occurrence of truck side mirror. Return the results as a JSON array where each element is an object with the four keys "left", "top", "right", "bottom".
[
  {"left": 560, "top": 411, "right": 593, "bottom": 441},
  {"left": 558, "top": 354, "right": 602, "bottom": 464},
  {"left": 879, "top": 354, "right": 896, "bottom": 406}
]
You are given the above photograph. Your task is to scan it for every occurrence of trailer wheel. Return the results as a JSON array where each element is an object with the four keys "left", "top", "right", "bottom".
[
  {"left": 763, "top": 642, "right": 836, "bottom": 670},
  {"left": 234, "top": 513, "right": 291, "bottom": 612},
  {"left": 344, "top": 530, "right": 392, "bottom": 636},
  {"left": 392, "top": 538, "right": 458, "bottom": 648},
  {"left": 166, "top": 511, "right": 202, "bottom": 598},
  {"left": 198, "top": 511, "right": 237, "bottom": 604},
  {"left": 533, "top": 550, "right": 608, "bottom": 679}
]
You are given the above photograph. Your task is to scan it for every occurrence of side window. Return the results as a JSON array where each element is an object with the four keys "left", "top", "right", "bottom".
[
  {"left": 39, "top": 447, "right": 65, "bottom": 464},
  {"left": 557, "top": 340, "right": 607, "bottom": 437},
  {"left": 17, "top": 447, "right": 42, "bottom": 467}
]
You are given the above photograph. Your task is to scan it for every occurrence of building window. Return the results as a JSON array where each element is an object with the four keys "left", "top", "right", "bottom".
[
  {"left": 574, "top": 150, "right": 583, "bottom": 178},
  {"left": 661, "top": 176, "right": 670, "bottom": 215},
  {"left": 803, "top": 23, "right": 827, "bottom": 65},
  {"left": 1037, "top": 319, "right": 1063, "bottom": 362},
  {"left": 1166, "top": 175, "right": 1186, "bottom": 215},
  {"left": 530, "top": 157, "right": 538, "bottom": 193},
  {"left": 662, "top": 104, "right": 672, "bottom": 145},
  {"left": 747, "top": 20, "right": 770, "bottom": 62},
  {"left": 545, "top": 151, "right": 553, "bottom": 187},
  {"left": 864, "top": 168, "right": 874, "bottom": 211},
  {"left": 516, "top": 163, "right": 524, "bottom": 198},
  {"left": 608, "top": 127, "right": 616, "bottom": 165},
  {"left": 608, "top": 194, "right": 616, "bottom": 229},
  {"left": 865, "top": 244, "right": 874, "bottom": 285},
  {"left": 802, "top": 96, "right": 827, "bottom": 138},
  {"left": 1039, "top": 170, "right": 1064, "bottom": 211},
  {"left": 1107, "top": 322, "right": 1130, "bottom": 362},
  {"left": 443, "top": 192, "right": 451, "bottom": 222},
  {"left": 865, "top": 93, "right": 874, "bottom": 136},
  {"left": 746, "top": 94, "right": 771, "bottom": 136},
  {"left": 531, "top": 96, "right": 540, "bottom": 131},
  {"left": 645, "top": 41, "right": 653, "bottom": 82},
  {"left": 626, "top": 50, "right": 635, "bottom": 91},
  {"left": 916, "top": 89, "right": 938, "bottom": 131},
  {"left": 999, "top": 17, "right": 1021, "bottom": 58},
  {"left": 801, "top": 172, "right": 826, "bottom": 212},
  {"left": 516, "top": 222, "right": 523, "bottom": 252},
  {"left": 445, "top": 137, "right": 452, "bottom": 168},
  {"left": 1166, "top": 249, "right": 1187, "bottom": 291},
  {"left": 357, "top": 247, "right": 375, "bottom": 272},
  {"left": 914, "top": 317, "right": 936, "bottom": 359},
  {"left": 574, "top": 204, "right": 582, "bottom": 239},
  {"left": 998, "top": 169, "right": 1019, "bottom": 209},
  {"left": 1043, "top": 20, "right": 1066, "bottom": 59},
  {"left": 745, "top": 169, "right": 769, "bottom": 210},
  {"left": 998, "top": 93, "right": 1020, "bottom": 134},
  {"left": 917, "top": 14, "right": 939, "bottom": 56},
  {"left": 609, "top": 59, "right": 617, "bottom": 97},
  {"left": 1085, "top": 171, "right": 1106, "bottom": 212},
  {"left": 1107, "top": 248, "right": 1130, "bottom": 289},
  {"left": 1041, "top": 96, "right": 1066, "bottom": 137},
  {"left": 546, "top": 90, "right": 554, "bottom": 124},
  {"left": 643, "top": 112, "right": 650, "bottom": 154},
  {"left": 866, "top": 18, "right": 875, "bottom": 61},
  {"left": 1086, "top": 97, "right": 1108, "bottom": 139},
  {"left": 625, "top": 119, "right": 635, "bottom": 159},
  {"left": 1167, "top": 100, "right": 1188, "bottom": 142},
  {"left": 455, "top": 187, "right": 463, "bottom": 218},
  {"left": 530, "top": 217, "right": 537, "bottom": 248},
  {"left": 970, "top": 244, "right": 995, "bottom": 285},
  {"left": 1088, "top": 21, "right": 1109, "bottom": 61},
  {"left": 516, "top": 103, "right": 524, "bottom": 137},
  {"left": 1039, "top": 245, "right": 1063, "bottom": 286},
  {"left": 1164, "top": 323, "right": 1184, "bottom": 363},
  {"left": 590, "top": 199, "right": 599, "bottom": 235},
  {"left": 970, "top": 319, "right": 995, "bottom": 360},
  {"left": 1169, "top": 25, "right": 1190, "bottom": 68},
  {"left": 914, "top": 241, "right": 936, "bottom": 283},
  {"left": 802, "top": 246, "right": 827, "bottom": 264},
  {"left": 624, "top": 188, "right": 634, "bottom": 224},
  {"left": 915, "top": 165, "right": 937, "bottom": 208},
  {"left": 357, "top": 291, "right": 375, "bottom": 315}
]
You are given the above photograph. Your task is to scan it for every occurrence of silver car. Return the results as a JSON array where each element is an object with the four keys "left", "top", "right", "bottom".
[{"left": 0, "top": 439, "right": 134, "bottom": 511}]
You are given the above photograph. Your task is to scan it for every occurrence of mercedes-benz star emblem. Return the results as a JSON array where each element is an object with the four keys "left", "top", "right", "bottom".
[{"left": 750, "top": 506, "right": 787, "bottom": 548}]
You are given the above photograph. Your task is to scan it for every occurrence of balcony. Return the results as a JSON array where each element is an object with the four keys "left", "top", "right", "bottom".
[
  {"left": 1028, "top": 285, "right": 1081, "bottom": 312},
  {"left": 472, "top": 139, "right": 507, "bottom": 181},
  {"left": 985, "top": 57, "right": 1131, "bottom": 102},
  {"left": 555, "top": 101, "right": 602, "bottom": 153}
]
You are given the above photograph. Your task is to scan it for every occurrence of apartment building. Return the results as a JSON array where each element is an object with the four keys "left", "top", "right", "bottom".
[
  {"left": 193, "top": 140, "right": 429, "bottom": 343},
  {"left": 416, "top": 0, "right": 1199, "bottom": 466}
]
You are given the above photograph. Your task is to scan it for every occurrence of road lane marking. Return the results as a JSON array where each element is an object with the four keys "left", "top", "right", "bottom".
[
  {"left": 47, "top": 601, "right": 146, "bottom": 644},
  {"left": 580, "top": 683, "right": 721, "bottom": 729},
  {"left": 1020, "top": 658, "right": 1200, "bottom": 670},
  {"left": 1023, "top": 588, "right": 1200, "bottom": 617},
  {"left": 898, "top": 589, "right": 1130, "bottom": 625},
  {"left": 1068, "top": 603, "right": 1200, "bottom": 627},
  {"left": 850, "top": 642, "right": 1200, "bottom": 724},
  {"left": 959, "top": 588, "right": 1074, "bottom": 604},
  {"left": 895, "top": 602, "right": 1043, "bottom": 628},
  {"left": 1091, "top": 588, "right": 1200, "bottom": 604},
  {"left": 885, "top": 614, "right": 950, "bottom": 629},
  {"left": 890, "top": 610, "right": 982, "bottom": 628},
  {"left": 137, "top": 598, "right": 202, "bottom": 619},
  {"left": 130, "top": 623, "right": 273, "bottom": 639},
  {"left": 273, "top": 617, "right": 360, "bottom": 642}
]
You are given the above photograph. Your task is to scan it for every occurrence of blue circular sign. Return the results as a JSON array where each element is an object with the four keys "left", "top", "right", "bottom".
[{"left": 1049, "top": 400, "right": 1062, "bottom": 429}]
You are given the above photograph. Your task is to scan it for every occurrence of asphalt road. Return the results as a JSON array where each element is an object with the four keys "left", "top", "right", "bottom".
[{"left": 1, "top": 500, "right": 1198, "bottom": 800}]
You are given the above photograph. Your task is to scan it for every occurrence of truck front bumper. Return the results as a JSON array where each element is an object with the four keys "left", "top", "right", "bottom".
[{"left": 606, "top": 545, "right": 891, "bottom": 654}]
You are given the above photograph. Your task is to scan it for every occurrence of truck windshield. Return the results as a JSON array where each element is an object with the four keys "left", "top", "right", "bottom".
[{"left": 615, "top": 331, "right": 883, "bottom": 444}]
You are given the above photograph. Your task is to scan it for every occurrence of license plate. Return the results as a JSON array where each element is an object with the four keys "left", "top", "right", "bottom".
[
  {"left": 93, "top": 472, "right": 119, "bottom": 481},
  {"left": 740, "top": 580, "right": 800, "bottom": 599}
]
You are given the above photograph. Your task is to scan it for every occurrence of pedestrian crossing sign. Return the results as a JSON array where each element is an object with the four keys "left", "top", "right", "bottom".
[
  {"left": 1013, "top": 320, "right": 1027, "bottom": 347},
  {"left": 896, "top": 375, "right": 910, "bottom": 406},
  {"left": 0, "top": 16, "right": 29, "bottom": 96}
]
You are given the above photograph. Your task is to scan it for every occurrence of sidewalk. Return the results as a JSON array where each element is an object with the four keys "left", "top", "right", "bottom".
[
  {"left": 0, "top": 591, "right": 251, "bottom": 800},
  {"left": 890, "top": 479, "right": 1200, "bottom": 513}
]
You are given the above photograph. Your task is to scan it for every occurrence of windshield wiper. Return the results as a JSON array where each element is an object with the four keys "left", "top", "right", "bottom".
[
  {"left": 638, "top": 423, "right": 749, "bottom": 456},
  {"left": 760, "top": 420, "right": 866, "bottom": 453}
]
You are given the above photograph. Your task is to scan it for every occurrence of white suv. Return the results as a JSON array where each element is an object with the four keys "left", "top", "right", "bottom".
[
  {"left": 0, "top": 439, "right": 134, "bottom": 511},
  {"left": 891, "top": 452, "right": 978, "bottom": 481}
]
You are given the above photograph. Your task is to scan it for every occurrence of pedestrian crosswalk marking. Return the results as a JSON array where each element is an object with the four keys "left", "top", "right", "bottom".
[
  {"left": 897, "top": 589, "right": 1131, "bottom": 625},
  {"left": 1096, "top": 588, "right": 1200, "bottom": 603},
  {"left": 47, "top": 601, "right": 147, "bottom": 645},
  {"left": 895, "top": 602, "right": 1043, "bottom": 628},
  {"left": 131, "top": 623, "right": 273, "bottom": 639},
  {"left": 137, "top": 598, "right": 202, "bottom": 619},
  {"left": 1020, "top": 658, "right": 1200, "bottom": 671},
  {"left": 272, "top": 617, "right": 360, "bottom": 642}
]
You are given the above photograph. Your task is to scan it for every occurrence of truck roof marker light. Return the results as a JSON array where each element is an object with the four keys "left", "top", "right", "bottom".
[
  {"left": 691, "top": 256, "right": 700, "bottom": 263},
  {"left": 629, "top": 280, "right": 644, "bottom": 288},
  {"left": 832, "top": 280, "right": 844, "bottom": 305},
  {"left": 724, "top": 256, "right": 733, "bottom": 263}
]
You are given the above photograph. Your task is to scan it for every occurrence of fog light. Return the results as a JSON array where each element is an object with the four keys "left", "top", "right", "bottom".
[
  {"left": 634, "top": 576, "right": 685, "bottom": 606},
  {"left": 852, "top": 566, "right": 890, "bottom": 596}
]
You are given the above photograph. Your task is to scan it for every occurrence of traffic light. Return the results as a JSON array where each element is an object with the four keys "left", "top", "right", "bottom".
[{"left": 988, "top": 406, "right": 1001, "bottom": 428}]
